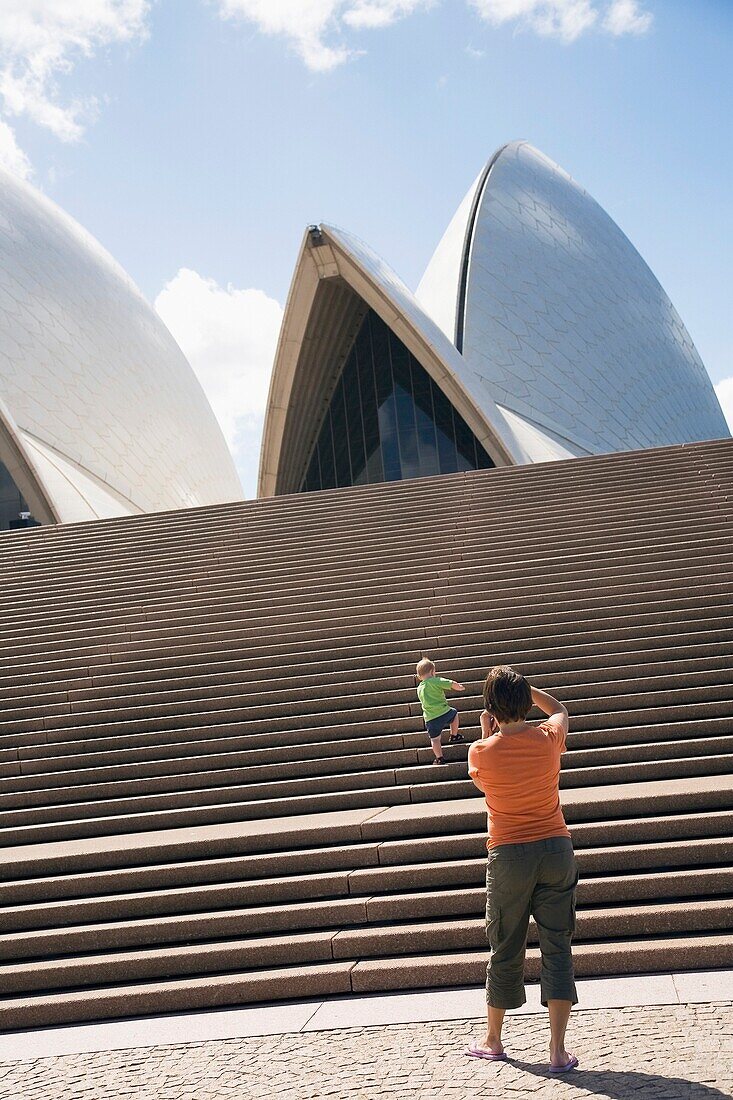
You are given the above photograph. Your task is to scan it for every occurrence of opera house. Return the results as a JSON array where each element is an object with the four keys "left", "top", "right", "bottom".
[{"left": 0, "top": 140, "right": 728, "bottom": 530}]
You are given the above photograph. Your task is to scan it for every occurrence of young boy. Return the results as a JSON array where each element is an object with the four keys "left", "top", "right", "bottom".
[{"left": 415, "top": 656, "right": 465, "bottom": 765}]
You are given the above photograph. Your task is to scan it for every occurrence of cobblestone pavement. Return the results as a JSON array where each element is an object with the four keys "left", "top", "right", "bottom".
[{"left": 3, "top": 1002, "right": 731, "bottom": 1100}]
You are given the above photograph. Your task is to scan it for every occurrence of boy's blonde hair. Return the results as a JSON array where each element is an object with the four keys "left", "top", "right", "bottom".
[{"left": 416, "top": 656, "right": 435, "bottom": 679}]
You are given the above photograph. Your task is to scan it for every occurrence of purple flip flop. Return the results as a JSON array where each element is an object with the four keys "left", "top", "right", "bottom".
[
  {"left": 465, "top": 1042, "right": 508, "bottom": 1062},
  {"left": 549, "top": 1055, "right": 579, "bottom": 1074}
]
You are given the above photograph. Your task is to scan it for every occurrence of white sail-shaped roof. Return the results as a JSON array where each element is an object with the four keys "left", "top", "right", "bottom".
[
  {"left": 0, "top": 167, "right": 242, "bottom": 524},
  {"left": 416, "top": 140, "right": 729, "bottom": 460}
]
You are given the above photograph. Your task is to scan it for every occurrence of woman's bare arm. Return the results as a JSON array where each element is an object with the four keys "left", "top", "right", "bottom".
[
  {"left": 531, "top": 685, "right": 567, "bottom": 719},
  {"left": 531, "top": 685, "right": 568, "bottom": 737},
  {"left": 467, "top": 744, "right": 485, "bottom": 791}
]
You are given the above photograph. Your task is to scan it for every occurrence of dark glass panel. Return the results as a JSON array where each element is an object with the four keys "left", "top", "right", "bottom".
[
  {"left": 410, "top": 357, "right": 440, "bottom": 477},
  {"left": 296, "top": 306, "right": 494, "bottom": 493},
  {"left": 476, "top": 441, "right": 494, "bottom": 469},
  {"left": 352, "top": 456, "right": 369, "bottom": 486},
  {"left": 342, "top": 349, "right": 367, "bottom": 484},
  {"left": 454, "top": 412, "right": 478, "bottom": 472},
  {"left": 303, "top": 447, "right": 321, "bottom": 492},
  {"left": 317, "top": 414, "right": 336, "bottom": 490},
  {"left": 355, "top": 323, "right": 383, "bottom": 484},
  {"left": 376, "top": 393, "right": 401, "bottom": 481},
  {"left": 430, "top": 378, "right": 459, "bottom": 475},
  {"left": 389, "top": 337, "right": 420, "bottom": 480},
  {"left": 330, "top": 376, "right": 352, "bottom": 488},
  {"left": 371, "top": 314, "right": 401, "bottom": 482}
]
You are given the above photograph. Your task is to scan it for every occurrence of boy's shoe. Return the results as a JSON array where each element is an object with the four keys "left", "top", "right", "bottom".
[
  {"left": 432, "top": 757, "right": 448, "bottom": 765},
  {"left": 449, "top": 733, "right": 465, "bottom": 744}
]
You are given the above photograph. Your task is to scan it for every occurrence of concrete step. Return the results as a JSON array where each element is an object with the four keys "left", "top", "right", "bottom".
[
  {"left": 0, "top": 834, "right": 729, "bottom": 915},
  {"left": 3, "top": 527, "right": 730, "bottom": 636},
  {"left": 0, "top": 959, "right": 357, "bottom": 1031},
  {"left": 3, "top": 469, "right": 729, "bottom": 594},
  {"left": 2, "top": 801, "right": 729, "bottom": 882},
  {"left": 3, "top": 518, "right": 731, "bottom": 629},
  {"left": 1, "top": 697, "right": 730, "bottom": 779},
  {"left": 1, "top": 862, "right": 729, "bottom": 947},
  {"left": 5, "top": 541, "right": 730, "bottom": 651},
  {"left": 4, "top": 721, "right": 726, "bottom": 809},
  {"left": 0, "top": 899, "right": 729, "bottom": 1000},
  {"left": 6, "top": 653, "right": 733, "bottom": 746},
  {"left": 0, "top": 771, "right": 731, "bottom": 851},
  {"left": 11, "top": 517, "right": 730, "bottom": 621},
  {"left": 2, "top": 635, "right": 730, "bottom": 714},
  {"left": 2, "top": 443, "right": 725, "bottom": 566},
  {"left": 4, "top": 646, "right": 733, "bottom": 740},
  {"left": 0, "top": 439, "right": 729, "bottom": 1026},
  {"left": 3, "top": 520, "right": 731, "bottom": 629},
  {"left": 2, "top": 736, "right": 732, "bottom": 834},
  {"left": 1, "top": 435, "right": 724, "bottom": 548},
  {"left": 347, "top": 933, "right": 733, "bottom": 994},
  {"left": 0, "top": 606, "right": 729, "bottom": 692},
  {"left": 334, "top": 899, "right": 733, "bottom": 960},
  {"left": 1, "top": 598, "right": 729, "bottom": 683},
  {"left": 5, "top": 709, "right": 730, "bottom": 791},
  {"left": 2, "top": 827, "right": 726, "bottom": 924},
  {"left": 2, "top": 448, "right": 724, "bottom": 553},
  {"left": 3, "top": 642, "right": 731, "bottom": 716},
  {"left": 6, "top": 564, "right": 733, "bottom": 663},
  {"left": 3, "top": 496, "right": 730, "bottom": 623},
  {"left": 2, "top": 559, "right": 732, "bottom": 664},
  {"left": 0, "top": 928, "right": 729, "bottom": 1031},
  {"left": 1, "top": 735, "right": 731, "bottom": 815}
]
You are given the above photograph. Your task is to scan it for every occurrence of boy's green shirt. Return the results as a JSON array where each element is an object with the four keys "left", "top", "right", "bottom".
[{"left": 417, "top": 676, "right": 454, "bottom": 721}]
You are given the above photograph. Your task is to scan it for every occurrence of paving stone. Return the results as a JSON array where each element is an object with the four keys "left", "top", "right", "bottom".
[{"left": 0, "top": 1002, "right": 730, "bottom": 1099}]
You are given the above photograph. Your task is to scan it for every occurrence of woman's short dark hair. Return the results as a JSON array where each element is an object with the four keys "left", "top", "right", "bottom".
[{"left": 483, "top": 665, "right": 532, "bottom": 723}]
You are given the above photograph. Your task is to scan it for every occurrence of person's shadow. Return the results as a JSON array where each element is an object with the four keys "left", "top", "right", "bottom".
[{"left": 510, "top": 1059, "right": 731, "bottom": 1099}]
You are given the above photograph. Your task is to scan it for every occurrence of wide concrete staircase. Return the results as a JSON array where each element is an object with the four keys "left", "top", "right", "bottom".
[{"left": 0, "top": 439, "right": 731, "bottom": 1030}]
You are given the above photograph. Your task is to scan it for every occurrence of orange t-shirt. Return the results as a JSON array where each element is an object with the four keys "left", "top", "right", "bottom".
[{"left": 468, "top": 718, "right": 570, "bottom": 849}]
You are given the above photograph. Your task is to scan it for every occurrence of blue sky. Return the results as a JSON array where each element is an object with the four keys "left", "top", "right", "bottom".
[{"left": 1, "top": 0, "right": 731, "bottom": 496}]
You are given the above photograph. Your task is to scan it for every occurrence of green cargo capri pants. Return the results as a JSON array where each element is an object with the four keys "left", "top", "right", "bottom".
[{"left": 485, "top": 835, "right": 578, "bottom": 1010}]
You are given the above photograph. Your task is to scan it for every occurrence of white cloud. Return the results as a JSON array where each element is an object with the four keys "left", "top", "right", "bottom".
[
  {"left": 0, "top": 117, "right": 32, "bottom": 179},
  {"left": 216, "top": 0, "right": 431, "bottom": 71},
  {"left": 469, "top": 0, "right": 651, "bottom": 41},
  {"left": 603, "top": 0, "right": 652, "bottom": 35},
  {"left": 216, "top": 0, "right": 652, "bottom": 66},
  {"left": 155, "top": 268, "right": 283, "bottom": 498},
  {"left": 470, "top": 0, "right": 596, "bottom": 39},
  {"left": 715, "top": 377, "right": 733, "bottom": 434},
  {"left": 342, "top": 0, "right": 433, "bottom": 29},
  {"left": 0, "top": 0, "right": 150, "bottom": 150}
]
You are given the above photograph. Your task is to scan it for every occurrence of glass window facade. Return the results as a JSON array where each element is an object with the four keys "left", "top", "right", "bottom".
[
  {"left": 0, "top": 461, "right": 38, "bottom": 531},
  {"left": 300, "top": 309, "right": 494, "bottom": 492}
]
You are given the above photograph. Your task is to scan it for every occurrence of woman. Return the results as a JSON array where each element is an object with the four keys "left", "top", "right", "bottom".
[{"left": 465, "top": 665, "right": 579, "bottom": 1073}]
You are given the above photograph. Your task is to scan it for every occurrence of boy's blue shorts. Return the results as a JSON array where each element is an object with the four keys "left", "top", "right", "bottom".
[{"left": 425, "top": 707, "right": 458, "bottom": 738}]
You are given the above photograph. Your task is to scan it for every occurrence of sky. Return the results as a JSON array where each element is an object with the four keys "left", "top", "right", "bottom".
[{"left": 0, "top": 0, "right": 731, "bottom": 498}]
